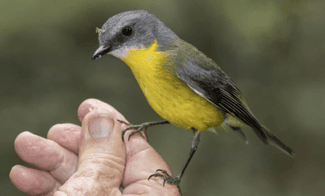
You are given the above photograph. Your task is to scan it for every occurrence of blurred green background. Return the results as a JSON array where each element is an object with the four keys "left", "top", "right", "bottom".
[{"left": 1, "top": 0, "right": 325, "bottom": 195}]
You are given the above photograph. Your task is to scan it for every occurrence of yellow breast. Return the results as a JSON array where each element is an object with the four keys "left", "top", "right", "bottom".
[{"left": 121, "top": 40, "right": 224, "bottom": 131}]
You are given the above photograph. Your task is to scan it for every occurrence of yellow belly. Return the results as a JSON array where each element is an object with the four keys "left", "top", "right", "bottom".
[{"left": 121, "top": 40, "right": 224, "bottom": 131}]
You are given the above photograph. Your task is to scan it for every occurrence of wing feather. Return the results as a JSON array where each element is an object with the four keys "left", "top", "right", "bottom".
[{"left": 176, "top": 60, "right": 268, "bottom": 143}]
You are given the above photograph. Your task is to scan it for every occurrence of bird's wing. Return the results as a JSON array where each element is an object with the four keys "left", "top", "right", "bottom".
[{"left": 176, "top": 60, "right": 268, "bottom": 143}]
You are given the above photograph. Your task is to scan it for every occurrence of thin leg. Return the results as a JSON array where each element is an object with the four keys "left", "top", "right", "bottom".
[
  {"left": 148, "top": 128, "right": 201, "bottom": 194},
  {"left": 118, "top": 120, "right": 169, "bottom": 141},
  {"left": 179, "top": 128, "right": 201, "bottom": 179}
]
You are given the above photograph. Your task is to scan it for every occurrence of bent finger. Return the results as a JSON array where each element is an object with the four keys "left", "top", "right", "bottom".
[
  {"left": 10, "top": 165, "right": 60, "bottom": 196},
  {"left": 14, "top": 131, "right": 78, "bottom": 184},
  {"left": 47, "top": 123, "right": 81, "bottom": 155},
  {"left": 122, "top": 128, "right": 178, "bottom": 195}
]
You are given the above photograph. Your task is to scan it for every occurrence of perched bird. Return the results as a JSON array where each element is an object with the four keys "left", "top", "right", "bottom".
[{"left": 91, "top": 10, "right": 294, "bottom": 192}]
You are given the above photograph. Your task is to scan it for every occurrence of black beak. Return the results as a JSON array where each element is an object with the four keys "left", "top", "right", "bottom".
[{"left": 91, "top": 45, "right": 112, "bottom": 61}]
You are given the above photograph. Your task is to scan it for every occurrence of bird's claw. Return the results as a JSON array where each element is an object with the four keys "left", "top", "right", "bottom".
[
  {"left": 118, "top": 120, "right": 148, "bottom": 142},
  {"left": 148, "top": 169, "right": 182, "bottom": 194}
]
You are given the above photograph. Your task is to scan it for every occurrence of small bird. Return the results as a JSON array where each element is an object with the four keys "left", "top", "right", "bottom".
[{"left": 92, "top": 10, "right": 294, "bottom": 192}]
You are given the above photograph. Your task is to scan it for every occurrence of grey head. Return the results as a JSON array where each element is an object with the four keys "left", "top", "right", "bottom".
[{"left": 91, "top": 10, "right": 178, "bottom": 60}]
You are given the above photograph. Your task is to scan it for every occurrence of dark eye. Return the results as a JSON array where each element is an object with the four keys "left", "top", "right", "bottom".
[{"left": 122, "top": 26, "right": 132, "bottom": 36}]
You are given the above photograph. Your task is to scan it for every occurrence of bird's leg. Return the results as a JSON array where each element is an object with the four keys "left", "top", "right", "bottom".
[
  {"left": 229, "top": 126, "right": 248, "bottom": 144},
  {"left": 221, "top": 111, "right": 248, "bottom": 144},
  {"left": 148, "top": 128, "right": 201, "bottom": 194},
  {"left": 118, "top": 120, "right": 169, "bottom": 142}
]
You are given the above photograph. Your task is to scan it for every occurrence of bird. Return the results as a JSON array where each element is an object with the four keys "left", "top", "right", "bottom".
[{"left": 91, "top": 10, "right": 294, "bottom": 193}]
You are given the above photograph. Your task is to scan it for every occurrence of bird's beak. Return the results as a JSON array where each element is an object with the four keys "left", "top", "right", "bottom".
[{"left": 91, "top": 45, "right": 112, "bottom": 61}]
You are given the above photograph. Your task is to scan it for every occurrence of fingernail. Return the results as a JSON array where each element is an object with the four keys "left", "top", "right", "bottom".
[{"left": 89, "top": 115, "right": 114, "bottom": 139}]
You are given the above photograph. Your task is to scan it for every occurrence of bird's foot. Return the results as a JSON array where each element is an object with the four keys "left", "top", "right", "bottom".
[
  {"left": 118, "top": 120, "right": 169, "bottom": 142},
  {"left": 148, "top": 169, "right": 182, "bottom": 194},
  {"left": 118, "top": 120, "right": 149, "bottom": 142}
]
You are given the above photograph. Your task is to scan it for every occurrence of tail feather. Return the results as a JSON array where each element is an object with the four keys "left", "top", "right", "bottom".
[
  {"left": 223, "top": 114, "right": 295, "bottom": 157},
  {"left": 261, "top": 125, "right": 295, "bottom": 157}
]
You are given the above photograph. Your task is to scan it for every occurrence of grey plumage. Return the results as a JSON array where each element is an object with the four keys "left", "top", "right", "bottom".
[{"left": 92, "top": 10, "right": 295, "bottom": 157}]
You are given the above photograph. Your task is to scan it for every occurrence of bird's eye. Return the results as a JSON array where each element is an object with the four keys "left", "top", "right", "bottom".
[{"left": 122, "top": 26, "right": 132, "bottom": 36}]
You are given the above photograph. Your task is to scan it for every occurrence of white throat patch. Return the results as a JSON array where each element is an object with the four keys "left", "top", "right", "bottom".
[{"left": 110, "top": 44, "right": 144, "bottom": 59}]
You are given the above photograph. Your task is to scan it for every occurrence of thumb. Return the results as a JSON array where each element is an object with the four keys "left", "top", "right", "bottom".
[
  {"left": 56, "top": 109, "right": 126, "bottom": 196},
  {"left": 79, "top": 109, "right": 126, "bottom": 165}
]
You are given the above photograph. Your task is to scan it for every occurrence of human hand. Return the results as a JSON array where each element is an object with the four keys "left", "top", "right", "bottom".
[{"left": 10, "top": 99, "right": 180, "bottom": 196}]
